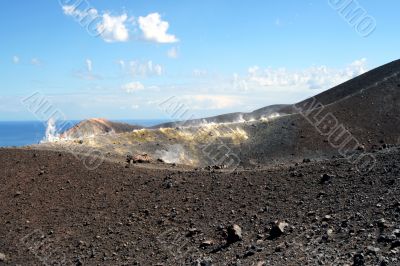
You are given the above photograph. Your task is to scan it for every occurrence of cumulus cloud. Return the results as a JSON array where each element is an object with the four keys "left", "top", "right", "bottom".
[
  {"left": 62, "top": 6, "right": 179, "bottom": 44},
  {"left": 97, "top": 13, "right": 129, "bottom": 42},
  {"left": 128, "top": 60, "right": 163, "bottom": 77},
  {"left": 167, "top": 47, "right": 179, "bottom": 59},
  {"left": 246, "top": 58, "right": 368, "bottom": 91},
  {"left": 62, "top": 5, "right": 129, "bottom": 42},
  {"left": 122, "top": 81, "right": 145, "bottom": 93},
  {"left": 138, "top": 13, "right": 178, "bottom": 43}
]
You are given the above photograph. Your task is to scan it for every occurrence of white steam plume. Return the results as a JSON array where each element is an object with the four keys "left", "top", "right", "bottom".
[{"left": 42, "top": 118, "right": 60, "bottom": 143}]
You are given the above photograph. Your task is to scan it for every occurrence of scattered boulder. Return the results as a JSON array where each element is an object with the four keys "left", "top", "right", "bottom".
[
  {"left": 269, "top": 221, "right": 289, "bottom": 239},
  {"left": 127, "top": 154, "right": 152, "bottom": 164},
  {"left": 0, "top": 253, "right": 6, "bottom": 262},
  {"left": 227, "top": 224, "right": 242, "bottom": 244}
]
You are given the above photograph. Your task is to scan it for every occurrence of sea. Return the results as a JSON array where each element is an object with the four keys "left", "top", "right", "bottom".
[{"left": 0, "top": 119, "right": 170, "bottom": 147}]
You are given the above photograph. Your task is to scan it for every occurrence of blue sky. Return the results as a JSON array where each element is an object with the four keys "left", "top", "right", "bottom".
[{"left": 0, "top": 0, "right": 399, "bottom": 121}]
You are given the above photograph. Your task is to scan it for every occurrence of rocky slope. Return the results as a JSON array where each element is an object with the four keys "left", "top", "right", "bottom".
[
  {"left": 61, "top": 118, "right": 141, "bottom": 139},
  {"left": 39, "top": 60, "right": 400, "bottom": 169}
]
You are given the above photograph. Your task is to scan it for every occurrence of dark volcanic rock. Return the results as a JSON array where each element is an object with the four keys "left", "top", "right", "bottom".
[
  {"left": 268, "top": 221, "right": 289, "bottom": 240},
  {"left": 353, "top": 253, "right": 365, "bottom": 266},
  {"left": 227, "top": 224, "right": 243, "bottom": 244}
]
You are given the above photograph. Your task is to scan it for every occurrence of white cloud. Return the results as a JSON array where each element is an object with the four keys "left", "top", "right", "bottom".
[
  {"left": 122, "top": 82, "right": 145, "bottom": 93},
  {"left": 62, "top": 5, "right": 129, "bottom": 43},
  {"left": 128, "top": 60, "right": 163, "bottom": 77},
  {"left": 86, "top": 59, "right": 93, "bottom": 72},
  {"left": 138, "top": 13, "right": 178, "bottom": 43},
  {"left": 167, "top": 47, "right": 179, "bottom": 58},
  {"left": 13, "top": 56, "right": 19, "bottom": 64},
  {"left": 246, "top": 58, "right": 368, "bottom": 91},
  {"left": 62, "top": 5, "right": 98, "bottom": 18},
  {"left": 62, "top": 7, "right": 179, "bottom": 44},
  {"left": 97, "top": 13, "right": 129, "bottom": 42}
]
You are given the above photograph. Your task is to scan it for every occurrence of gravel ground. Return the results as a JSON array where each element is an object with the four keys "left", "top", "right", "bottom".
[{"left": 0, "top": 146, "right": 399, "bottom": 265}]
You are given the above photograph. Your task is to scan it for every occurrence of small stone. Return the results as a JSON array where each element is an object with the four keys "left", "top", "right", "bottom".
[
  {"left": 227, "top": 224, "right": 242, "bottom": 244},
  {"left": 377, "top": 234, "right": 393, "bottom": 243},
  {"left": 15, "top": 191, "right": 22, "bottom": 197},
  {"left": 391, "top": 240, "right": 400, "bottom": 249},
  {"left": 322, "top": 215, "right": 332, "bottom": 221},
  {"left": 320, "top": 174, "right": 334, "bottom": 184},
  {"left": 256, "top": 262, "right": 266, "bottom": 266},
  {"left": 0, "top": 253, "right": 6, "bottom": 262},
  {"left": 186, "top": 228, "right": 201, "bottom": 237},
  {"left": 244, "top": 250, "right": 256, "bottom": 257},
  {"left": 200, "top": 240, "right": 214, "bottom": 248},
  {"left": 353, "top": 253, "right": 365, "bottom": 266},
  {"left": 376, "top": 218, "right": 388, "bottom": 228},
  {"left": 366, "top": 246, "right": 380, "bottom": 255},
  {"left": 256, "top": 234, "right": 264, "bottom": 239},
  {"left": 192, "top": 257, "right": 212, "bottom": 266},
  {"left": 380, "top": 258, "right": 389, "bottom": 266},
  {"left": 275, "top": 242, "right": 285, "bottom": 252}
]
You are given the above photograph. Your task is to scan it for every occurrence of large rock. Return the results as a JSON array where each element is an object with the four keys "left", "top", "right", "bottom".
[
  {"left": 269, "top": 221, "right": 289, "bottom": 239},
  {"left": 227, "top": 224, "right": 243, "bottom": 244}
]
